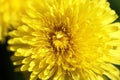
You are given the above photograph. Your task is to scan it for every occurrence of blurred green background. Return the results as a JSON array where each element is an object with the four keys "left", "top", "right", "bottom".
[
  {"left": 108, "top": 0, "right": 120, "bottom": 21},
  {"left": 0, "top": 0, "right": 120, "bottom": 80}
]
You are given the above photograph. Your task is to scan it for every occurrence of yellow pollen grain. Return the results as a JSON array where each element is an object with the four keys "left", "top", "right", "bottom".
[
  {"left": 56, "top": 32, "right": 64, "bottom": 39},
  {"left": 52, "top": 31, "right": 69, "bottom": 50}
]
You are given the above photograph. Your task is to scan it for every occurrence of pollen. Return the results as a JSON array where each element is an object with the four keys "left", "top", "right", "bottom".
[{"left": 51, "top": 31, "right": 69, "bottom": 52}]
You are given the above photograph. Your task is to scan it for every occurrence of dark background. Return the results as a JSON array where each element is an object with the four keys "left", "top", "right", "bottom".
[{"left": 0, "top": 0, "right": 120, "bottom": 80}]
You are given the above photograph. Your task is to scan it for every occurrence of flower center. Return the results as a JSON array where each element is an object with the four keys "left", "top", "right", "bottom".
[{"left": 51, "top": 31, "right": 69, "bottom": 52}]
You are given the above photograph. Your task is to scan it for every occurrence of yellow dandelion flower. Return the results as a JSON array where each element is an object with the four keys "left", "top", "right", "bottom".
[
  {"left": 9, "top": 0, "right": 120, "bottom": 80},
  {"left": 0, "top": 0, "right": 26, "bottom": 42}
]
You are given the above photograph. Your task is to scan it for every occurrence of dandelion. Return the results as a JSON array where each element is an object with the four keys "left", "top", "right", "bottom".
[
  {"left": 9, "top": 0, "right": 120, "bottom": 80},
  {"left": 0, "top": 0, "right": 26, "bottom": 42}
]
